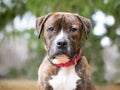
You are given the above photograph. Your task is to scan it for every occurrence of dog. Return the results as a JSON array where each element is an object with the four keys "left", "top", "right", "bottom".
[{"left": 36, "top": 12, "right": 96, "bottom": 90}]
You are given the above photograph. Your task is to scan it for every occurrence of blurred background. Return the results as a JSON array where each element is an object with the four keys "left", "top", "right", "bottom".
[{"left": 0, "top": 0, "right": 120, "bottom": 88}]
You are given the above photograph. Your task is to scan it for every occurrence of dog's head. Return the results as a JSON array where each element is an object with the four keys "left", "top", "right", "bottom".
[{"left": 36, "top": 12, "right": 92, "bottom": 64}]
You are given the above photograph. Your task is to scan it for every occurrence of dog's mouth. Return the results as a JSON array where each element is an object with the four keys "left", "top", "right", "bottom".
[
  {"left": 49, "top": 50, "right": 72, "bottom": 59},
  {"left": 48, "top": 49, "right": 76, "bottom": 64},
  {"left": 51, "top": 54, "right": 70, "bottom": 64}
]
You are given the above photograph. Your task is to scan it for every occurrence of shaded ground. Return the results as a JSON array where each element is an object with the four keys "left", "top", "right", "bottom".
[{"left": 0, "top": 79, "right": 120, "bottom": 90}]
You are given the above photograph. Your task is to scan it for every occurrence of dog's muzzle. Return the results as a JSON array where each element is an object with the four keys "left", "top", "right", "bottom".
[
  {"left": 55, "top": 38, "right": 69, "bottom": 56},
  {"left": 56, "top": 39, "right": 67, "bottom": 49},
  {"left": 48, "top": 30, "right": 74, "bottom": 59},
  {"left": 49, "top": 38, "right": 70, "bottom": 59}
]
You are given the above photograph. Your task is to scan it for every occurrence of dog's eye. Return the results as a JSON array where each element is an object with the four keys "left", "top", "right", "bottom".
[
  {"left": 47, "top": 27, "right": 54, "bottom": 32},
  {"left": 71, "top": 27, "right": 78, "bottom": 32}
]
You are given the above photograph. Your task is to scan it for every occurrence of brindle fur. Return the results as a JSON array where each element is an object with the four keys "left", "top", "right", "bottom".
[
  {"left": 36, "top": 12, "right": 96, "bottom": 90},
  {"left": 38, "top": 56, "right": 96, "bottom": 90}
]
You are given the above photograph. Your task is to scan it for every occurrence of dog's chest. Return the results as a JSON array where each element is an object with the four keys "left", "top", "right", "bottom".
[{"left": 49, "top": 65, "right": 80, "bottom": 90}]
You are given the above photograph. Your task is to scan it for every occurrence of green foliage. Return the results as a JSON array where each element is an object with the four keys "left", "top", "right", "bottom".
[
  {"left": 20, "top": 57, "right": 40, "bottom": 80},
  {"left": 0, "top": 0, "right": 27, "bottom": 29},
  {"left": 8, "top": 68, "right": 20, "bottom": 78}
]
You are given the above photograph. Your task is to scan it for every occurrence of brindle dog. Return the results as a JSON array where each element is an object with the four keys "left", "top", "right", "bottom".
[{"left": 36, "top": 12, "right": 96, "bottom": 90}]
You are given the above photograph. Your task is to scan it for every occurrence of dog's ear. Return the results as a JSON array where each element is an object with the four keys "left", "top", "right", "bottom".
[
  {"left": 36, "top": 14, "right": 51, "bottom": 38},
  {"left": 74, "top": 14, "right": 92, "bottom": 39}
]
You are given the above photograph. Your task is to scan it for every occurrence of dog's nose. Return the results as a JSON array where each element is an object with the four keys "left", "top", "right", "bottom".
[{"left": 57, "top": 39, "right": 67, "bottom": 49}]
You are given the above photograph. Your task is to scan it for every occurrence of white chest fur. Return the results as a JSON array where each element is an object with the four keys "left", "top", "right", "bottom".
[{"left": 49, "top": 65, "right": 80, "bottom": 90}]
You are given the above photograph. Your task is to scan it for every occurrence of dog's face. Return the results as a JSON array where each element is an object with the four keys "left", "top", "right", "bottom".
[{"left": 36, "top": 12, "right": 91, "bottom": 64}]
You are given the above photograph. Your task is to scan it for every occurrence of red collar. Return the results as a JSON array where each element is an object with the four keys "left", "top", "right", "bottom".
[{"left": 53, "top": 49, "right": 82, "bottom": 67}]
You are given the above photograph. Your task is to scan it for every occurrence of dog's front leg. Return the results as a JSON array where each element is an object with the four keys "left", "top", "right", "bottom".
[
  {"left": 38, "top": 79, "right": 53, "bottom": 90},
  {"left": 38, "top": 56, "right": 57, "bottom": 90}
]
